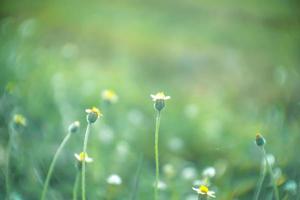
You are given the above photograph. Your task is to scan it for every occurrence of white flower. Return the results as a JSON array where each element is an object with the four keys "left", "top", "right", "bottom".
[
  {"left": 202, "top": 167, "right": 216, "bottom": 178},
  {"left": 107, "top": 174, "right": 122, "bottom": 185},
  {"left": 265, "top": 154, "right": 275, "bottom": 166},
  {"left": 163, "top": 164, "right": 175, "bottom": 178},
  {"left": 150, "top": 92, "right": 171, "bottom": 101},
  {"left": 74, "top": 152, "right": 93, "bottom": 163},
  {"left": 181, "top": 167, "right": 197, "bottom": 180},
  {"left": 192, "top": 185, "right": 216, "bottom": 198},
  {"left": 153, "top": 180, "right": 167, "bottom": 190}
]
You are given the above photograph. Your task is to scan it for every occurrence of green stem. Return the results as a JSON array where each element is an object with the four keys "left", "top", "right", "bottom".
[
  {"left": 262, "top": 147, "right": 280, "bottom": 200},
  {"left": 198, "top": 195, "right": 208, "bottom": 200},
  {"left": 254, "top": 158, "right": 266, "bottom": 200},
  {"left": 40, "top": 132, "right": 72, "bottom": 200},
  {"left": 154, "top": 111, "right": 161, "bottom": 200},
  {"left": 73, "top": 171, "right": 80, "bottom": 200},
  {"left": 5, "top": 133, "right": 12, "bottom": 200},
  {"left": 82, "top": 123, "right": 91, "bottom": 200}
]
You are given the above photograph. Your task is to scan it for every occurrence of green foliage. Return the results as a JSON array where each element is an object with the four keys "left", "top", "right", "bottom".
[{"left": 0, "top": 0, "right": 300, "bottom": 199}]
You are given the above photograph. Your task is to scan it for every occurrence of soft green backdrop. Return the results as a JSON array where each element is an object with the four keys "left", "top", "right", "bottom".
[{"left": 0, "top": 0, "right": 299, "bottom": 199}]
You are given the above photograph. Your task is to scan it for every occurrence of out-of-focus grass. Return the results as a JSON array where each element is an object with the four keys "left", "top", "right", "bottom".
[{"left": 0, "top": 0, "right": 300, "bottom": 199}]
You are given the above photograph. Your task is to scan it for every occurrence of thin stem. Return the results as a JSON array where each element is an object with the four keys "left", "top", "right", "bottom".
[
  {"left": 262, "top": 147, "right": 280, "bottom": 200},
  {"left": 254, "top": 158, "right": 266, "bottom": 200},
  {"left": 131, "top": 153, "right": 144, "bottom": 200},
  {"left": 40, "top": 132, "right": 72, "bottom": 200},
  {"left": 73, "top": 171, "right": 80, "bottom": 200},
  {"left": 198, "top": 195, "right": 208, "bottom": 200},
  {"left": 5, "top": 133, "right": 13, "bottom": 200},
  {"left": 82, "top": 123, "right": 91, "bottom": 200},
  {"left": 154, "top": 111, "right": 161, "bottom": 200}
]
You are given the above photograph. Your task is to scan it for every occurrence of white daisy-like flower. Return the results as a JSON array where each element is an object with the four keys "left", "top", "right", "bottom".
[
  {"left": 153, "top": 180, "right": 167, "bottom": 190},
  {"left": 192, "top": 185, "right": 216, "bottom": 198},
  {"left": 107, "top": 174, "right": 122, "bottom": 185},
  {"left": 202, "top": 167, "right": 216, "bottom": 178},
  {"left": 150, "top": 92, "right": 171, "bottom": 101},
  {"left": 74, "top": 152, "right": 93, "bottom": 163}
]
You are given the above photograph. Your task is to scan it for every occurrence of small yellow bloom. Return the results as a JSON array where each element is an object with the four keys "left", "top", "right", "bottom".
[
  {"left": 85, "top": 107, "right": 103, "bottom": 123},
  {"left": 85, "top": 107, "right": 102, "bottom": 117},
  {"left": 74, "top": 152, "right": 93, "bottom": 163},
  {"left": 150, "top": 92, "right": 171, "bottom": 101},
  {"left": 192, "top": 185, "right": 216, "bottom": 198},
  {"left": 101, "top": 89, "right": 118, "bottom": 103},
  {"left": 13, "top": 114, "right": 27, "bottom": 127}
]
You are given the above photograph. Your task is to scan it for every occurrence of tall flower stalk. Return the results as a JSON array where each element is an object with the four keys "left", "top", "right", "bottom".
[
  {"left": 150, "top": 92, "right": 170, "bottom": 200},
  {"left": 253, "top": 158, "right": 266, "bottom": 200},
  {"left": 6, "top": 114, "right": 27, "bottom": 199},
  {"left": 73, "top": 171, "right": 80, "bottom": 200},
  {"left": 154, "top": 111, "right": 161, "bottom": 200},
  {"left": 74, "top": 152, "right": 93, "bottom": 200},
  {"left": 255, "top": 134, "right": 280, "bottom": 200},
  {"left": 82, "top": 107, "right": 102, "bottom": 200},
  {"left": 40, "top": 121, "right": 80, "bottom": 200}
]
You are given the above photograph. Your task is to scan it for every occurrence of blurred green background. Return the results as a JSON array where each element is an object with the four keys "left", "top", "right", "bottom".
[{"left": 0, "top": 0, "right": 300, "bottom": 199}]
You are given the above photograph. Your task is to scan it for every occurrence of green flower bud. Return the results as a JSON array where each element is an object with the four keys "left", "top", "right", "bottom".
[
  {"left": 85, "top": 107, "right": 102, "bottom": 124},
  {"left": 68, "top": 121, "right": 80, "bottom": 134},
  {"left": 255, "top": 134, "right": 266, "bottom": 147},
  {"left": 154, "top": 99, "right": 165, "bottom": 111},
  {"left": 150, "top": 92, "right": 171, "bottom": 112}
]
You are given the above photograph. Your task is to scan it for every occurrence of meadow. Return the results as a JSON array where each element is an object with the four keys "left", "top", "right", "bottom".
[{"left": 0, "top": 0, "right": 300, "bottom": 199}]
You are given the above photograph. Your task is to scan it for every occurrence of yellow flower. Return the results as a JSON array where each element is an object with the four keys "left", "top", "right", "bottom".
[
  {"left": 192, "top": 185, "right": 216, "bottom": 198},
  {"left": 74, "top": 152, "right": 93, "bottom": 163},
  {"left": 150, "top": 92, "right": 171, "bottom": 101},
  {"left": 85, "top": 107, "right": 103, "bottom": 123},
  {"left": 13, "top": 114, "right": 27, "bottom": 127},
  {"left": 101, "top": 89, "right": 118, "bottom": 103}
]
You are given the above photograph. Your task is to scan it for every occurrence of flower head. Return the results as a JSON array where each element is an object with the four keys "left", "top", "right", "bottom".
[
  {"left": 74, "top": 152, "right": 93, "bottom": 163},
  {"left": 13, "top": 114, "right": 27, "bottom": 128},
  {"left": 150, "top": 92, "right": 170, "bottom": 111},
  {"left": 68, "top": 121, "right": 80, "bottom": 134},
  {"left": 85, "top": 107, "right": 102, "bottom": 123},
  {"left": 255, "top": 133, "right": 266, "bottom": 147},
  {"left": 192, "top": 185, "right": 216, "bottom": 198},
  {"left": 202, "top": 167, "right": 216, "bottom": 178},
  {"left": 150, "top": 92, "right": 171, "bottom": 101},
  {"left": 101, "top": 89, "right": 118, "bottom": 104},
  {"left": 107, "top": 174, "right": 122, "bottom": 185}
]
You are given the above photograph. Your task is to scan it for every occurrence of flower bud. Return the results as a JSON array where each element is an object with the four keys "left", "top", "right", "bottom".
[
  {"left": 85, "top": 107, "right": 102, "bottom": 123},
  {"left": 68, "top": 121, "right": 80, "bottom": 134},
  {"left": 150, "top": 92, "right": 170, "bottom": 112},
  {"left": 255, "top": 133, "right": 266, "bottom": 147},
  {"left": 12, "top": 114, "right": 26, "bottom": 130}
]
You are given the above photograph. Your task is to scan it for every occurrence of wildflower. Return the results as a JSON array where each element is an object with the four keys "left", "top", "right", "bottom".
[
  {"left": 181, "top": 167, "right": 197, "bottom": 180},
  {"left": 192, "top": 185, "right": 216, "bottom": 198},
  {"left": 150, "top": 92, "right": 170, "bottom": 111},
  {"left": 107, "top": 174, "right": 122, "bottom": 185},
  {"left": 264, "top": 154, "right": 275, "bottom": 166},
  {"left": 284, "top": 180, "right": 297, "bottom": 195},
  {"left": 163, "top": 164, "right": 175, "bottom": 178},
  {"left": 13, "top": 114, "right": 26, "bottom": 128},
  {"left": 68, "top": 121, "right": 80, "bottom": 134},
  {"left": 202, "top": 167, "right": 216, "bottom": 178},
  {"left": 157, "top": 180, "right": 167, "bottom": 190},
  {"left": 74, "top": 152, "right": 93, "bottom": 163},
  {"left": 101, "top": 89, "right": 118, "bottom": 104},
  {"left": 85, "top": 107, "right": 102, "bottom": 123},
  {"left": 255, "top": 133, "right": 266, "bottom": 147}
]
